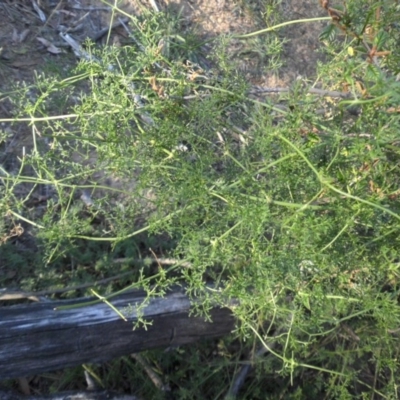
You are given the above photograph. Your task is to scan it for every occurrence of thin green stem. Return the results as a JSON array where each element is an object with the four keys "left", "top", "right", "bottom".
[{"left": 234, "top": 17, "right": 332, "bottom": 39}]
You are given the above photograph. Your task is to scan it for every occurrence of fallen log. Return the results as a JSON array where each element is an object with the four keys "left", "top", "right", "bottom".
[
  {"left": 0, "top": 287, "right": 235, "bottom": 380},
  {"left": 0, "top": 389, "right": 139, "bottom": 400}
]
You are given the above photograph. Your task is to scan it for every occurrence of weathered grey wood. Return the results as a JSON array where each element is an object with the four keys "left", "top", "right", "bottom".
[
  {"left": 0, "top": 288, "right": 235, "bottom": 379},
  {"left": 0, "top": 389, "right": 139, "bottom": 400}
]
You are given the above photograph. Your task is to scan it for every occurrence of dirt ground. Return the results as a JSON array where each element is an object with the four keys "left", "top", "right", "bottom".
[
  {"left": 0, "top": 0, "right": 328, "bottom": 167},
  {"left": 0, "top": 0, "right": 327, "bottom": 101},
  {"left": 0, "top": 0, "right": 329, "bottom": 225},
  {"left": 0, "top": 0, "right": 330, "bottom": 270}
]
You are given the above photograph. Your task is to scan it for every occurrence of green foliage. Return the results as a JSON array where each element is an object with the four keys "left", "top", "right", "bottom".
[{"left": 1, "top": 0, "right": 400, "bottom": 398}]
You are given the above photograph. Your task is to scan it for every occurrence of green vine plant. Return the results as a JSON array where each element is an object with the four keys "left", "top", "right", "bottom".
[{"left": 1, "top": 0, "right": 400, "bottom": 398}]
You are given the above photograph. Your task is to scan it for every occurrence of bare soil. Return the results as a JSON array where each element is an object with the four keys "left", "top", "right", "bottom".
[
  {"left": 0, "top": 0, "right": 329, "bottom": 236},
  {"left": 0, "top": 0, "right": 328, "bottom": 165}
]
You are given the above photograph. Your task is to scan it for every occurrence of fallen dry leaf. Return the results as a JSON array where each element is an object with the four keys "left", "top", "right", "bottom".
[
  {"left": 58, "top": 9, "right": 77, "bottom": 17},
  {"left": 37, "top": 37, "right": 62, "bottom": 54},
  {"left": 12, "top": 28, "right": 31, "bottom": 43},
  {"left": 32, "top": 0, "right": 46, "bottom": 22},
  {"left": 10, "top": 59, "right": 40, "bottom": 68},
  {"left": 12, "top": 28, "right": 19, "bottom": 43},
  {"left": 19, "top": 29, "right": 30, "bottom": 42}
]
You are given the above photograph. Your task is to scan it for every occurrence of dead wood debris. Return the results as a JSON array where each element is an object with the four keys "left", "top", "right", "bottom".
[{"left": 0, "top": 389, "right": 141, "bottom": 400}]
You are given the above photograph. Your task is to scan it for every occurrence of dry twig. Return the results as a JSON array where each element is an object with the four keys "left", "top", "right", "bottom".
[{"left": 131, "top": 353, "right": 170, "bottom": 392}]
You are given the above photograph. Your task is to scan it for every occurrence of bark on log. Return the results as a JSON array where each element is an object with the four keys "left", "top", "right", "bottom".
[
  {"left": 0, "top": 287, "right": 235, "bottom": 380},
  {"left": 0, "top": 389, "right": 139, "bottom": 400}
]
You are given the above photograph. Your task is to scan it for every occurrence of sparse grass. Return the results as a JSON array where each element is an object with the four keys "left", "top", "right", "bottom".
[{"left": 1, "top": 0, "right": 400, "bottom": 398}]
